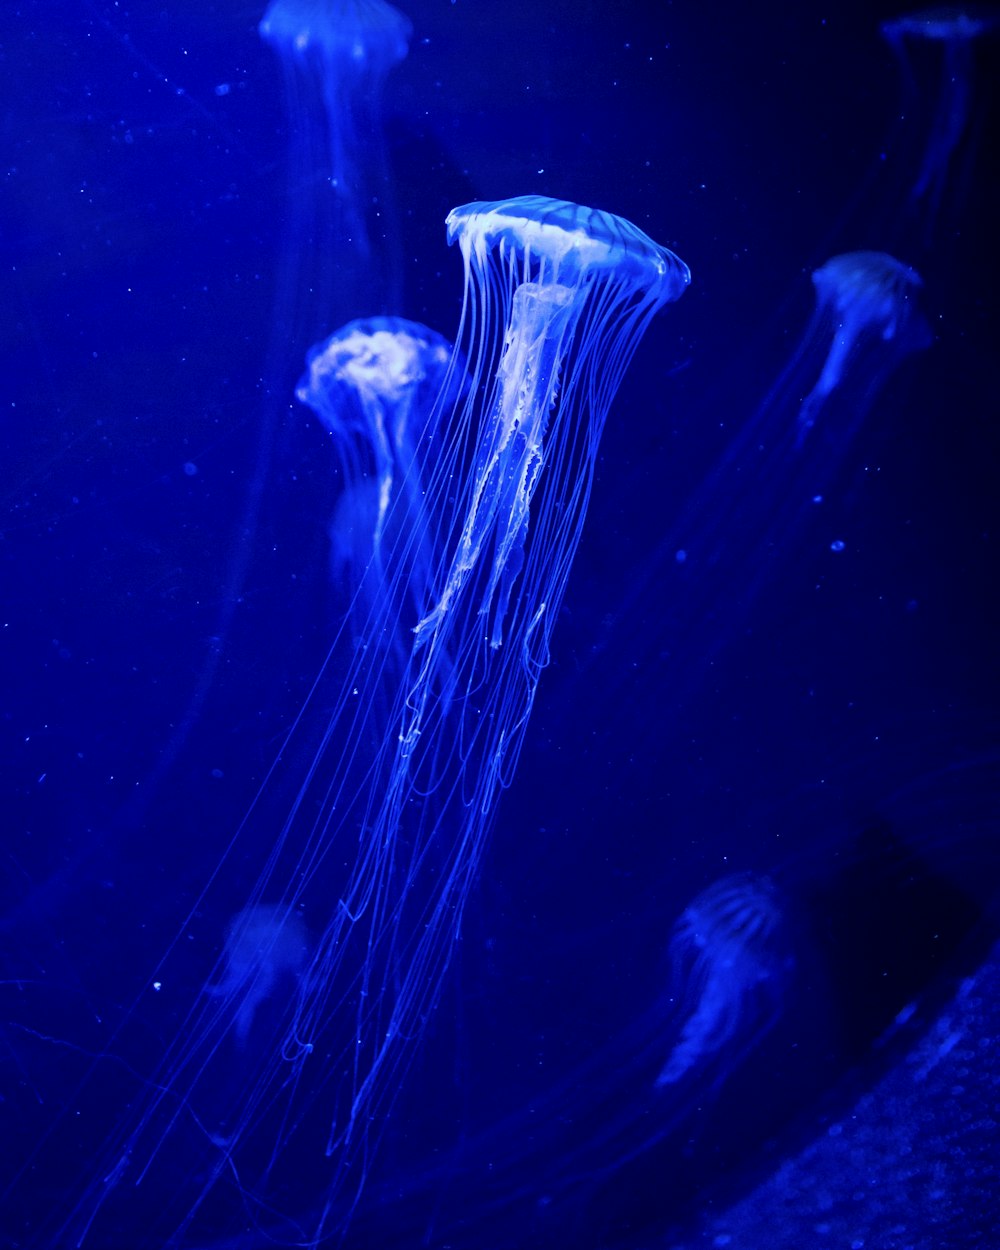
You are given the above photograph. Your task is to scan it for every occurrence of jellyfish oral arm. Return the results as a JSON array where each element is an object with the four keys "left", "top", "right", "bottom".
[{"left": 416, "top": 281, "right": 582, "bottom": 651}]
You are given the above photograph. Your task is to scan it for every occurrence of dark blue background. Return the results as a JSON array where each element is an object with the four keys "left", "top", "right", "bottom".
[{"left": 2, "top": 2, "right": 998, "bottom": 1246}]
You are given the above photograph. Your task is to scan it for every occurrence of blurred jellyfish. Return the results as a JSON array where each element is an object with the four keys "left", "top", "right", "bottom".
[
  {"left": 295, "top": 317, "right": 464, "bottom": 654},
  {"left": 587, "top": 250, "right": 931, "bottom": 716},
  {"left": 656, "top": 873, "right": 794, "bottom": 1088},
  {"left": 205, "top": 904, "right": 310, "bottom": 1049},
  {"left": 795, "top": 251, "right": 930, "bottom": 445},
  {"left": 51, "top": 197, "right": 688, "bottom": 1248},
  {"left": 881, "top": 7, "right": 999, "bottom": 243},
  {"left": 259, "top": 0, "right": 412, "bottom": 333}
]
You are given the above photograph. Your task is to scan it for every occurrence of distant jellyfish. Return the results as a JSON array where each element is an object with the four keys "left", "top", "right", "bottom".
[
  {"left": 656, "top": 874, "right": 794, "bottom": 1089},
  {"left": 881, "top": 7, "right": 999, "bottom": 243},
  {"left": 588, "top": 250, "right": 931, "bottom": 717},
  {"left": 295, "top": 317, "right": 463, "bottom": 651},
  {"left": 259, "top": 0, "right": 412, "bottom": 333},
  {"left": 795, "top": 251, "right": 931, "bottom": 446},
  {"left": 205, "top": 903, "right": 310, "bottom": 1049},
  {"left": 57, "top": 198, "right": 688, "bottom": 1248}
]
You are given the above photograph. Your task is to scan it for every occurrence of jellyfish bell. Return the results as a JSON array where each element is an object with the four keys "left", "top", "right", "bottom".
[
  {"left": 260, "top": 0, "right": 411, "bottom": 64},
  {"left": 415, "top": 196, "right": 690, "bottom": 653},
  {"left": 204, "top": 903, "right": 311, "bottom": 1050}
]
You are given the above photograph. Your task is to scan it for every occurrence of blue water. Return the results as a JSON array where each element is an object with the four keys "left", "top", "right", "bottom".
[{"left": 2, "top": 3, "right": 998, "bottom": 1247}]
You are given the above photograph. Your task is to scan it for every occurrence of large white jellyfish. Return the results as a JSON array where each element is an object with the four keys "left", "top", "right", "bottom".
[
  {"left": 45, "top": 196, "right": 689, "bottom": 1248},
  {"left": 259, "top": 0, "right": 412, "bottom": 331}
]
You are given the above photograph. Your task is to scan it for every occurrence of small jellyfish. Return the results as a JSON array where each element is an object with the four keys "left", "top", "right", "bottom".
[
  {"left": 296, "top": 317, "right": 457, "bottom": 554},
  {"left": 205, "top": 903, "right": 310, "bottom": 1048},
  {"left": 259, "top": 0, "right": 412, "bottom": 331},
  {"left": 587, "top": 251, "right": 930, "bottom": 719},
  {"left": 295, "top": 317, "right": 462, "bottom": 645},
  {"left": 656, "top": 873, "right": 794, "bottom": 1088},
  {"left": 795, "top": 251, "right": 931, "bottom": 446},
  {"left": 881, "top": 7, "right": 999, "bottom": 242}
]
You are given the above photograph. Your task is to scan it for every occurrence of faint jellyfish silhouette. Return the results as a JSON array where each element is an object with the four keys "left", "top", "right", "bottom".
[
  {"left": 259, "top": 0, "right": 412, "bottom": 332},
  {"left": 656, "top": 873, "right": 794, "bottom": 1089},
  {"left": 50, "top": 197, "right": 689, "bottom": 1250},
  {"left": 205, "top": 903, "right": 310, "bottom": 1049},
  {"left": 589, "top": 250, "right": 931, "bottom": 717},
  {"left": 295, "top": 317, "right": 462, "bottom": 651},
  {"left": 795, "top": 251, "right": 931, "bottom": 446},
  {"left": 881, "top": 7, "right": 999, "bottom": 243}
]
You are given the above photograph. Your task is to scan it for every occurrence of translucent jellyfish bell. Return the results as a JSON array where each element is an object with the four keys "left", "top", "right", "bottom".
[
  {"left": 416, "top": 196, "right": 690, "bottom": 653},
  {"left": 259, "top": 0, "right": 412, "bottom": 328},
  {"left": 590, "top": 250, "right": 931, "bottom": 722}
]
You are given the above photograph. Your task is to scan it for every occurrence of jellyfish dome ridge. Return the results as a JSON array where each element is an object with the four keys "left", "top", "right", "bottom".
[
  {"left": 447, "top": 196, "right": 691, "bottom": 302},
  {"left": 259, "top": 0, "right": 412, "bottom": 67}
]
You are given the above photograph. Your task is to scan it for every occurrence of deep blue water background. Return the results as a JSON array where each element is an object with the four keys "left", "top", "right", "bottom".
[{"left": 2, "top": 1, "right": 999, "bottom": 1247}]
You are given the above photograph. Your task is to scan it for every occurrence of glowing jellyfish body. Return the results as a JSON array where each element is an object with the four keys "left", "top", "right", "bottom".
[
  {"left": 657, "top": 874, "right": 793, "bottom": 1088},
  {"left": 795, "top": 251, "right": 930, "bottom": 445},
  {"left": 259, "top": 0, "right": 411, "bottom": 328},
  {"left": 54, "top": 198, "right": 688, "bottom": 1248},
  {"left": 881, "top": 8, "right": 998, "bottom": 240},
  {"left": 296, "top": 317, "right": 460, "bottom": 642},
  {"left": 206, "top": 904, "right": 310, "bottom": 1048}
]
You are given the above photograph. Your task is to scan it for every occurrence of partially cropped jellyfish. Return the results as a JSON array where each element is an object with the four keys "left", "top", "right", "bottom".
[
  {"left": 881, "top": 7, "right": 999, "bottom": 243},
  {"left": 295, "top": 317, "right": 462, "bottom": 653},
  {"left": 51, "top": 198, "right": 689, "bottom": 1248},
  {"left": 259, "top": 0, "right": 411, "bottom": 332},
  {"left": 656, "top": 874, "right": 794, "bottom": 1088}
]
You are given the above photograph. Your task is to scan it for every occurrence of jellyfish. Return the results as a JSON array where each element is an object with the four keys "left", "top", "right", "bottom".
[
  {"left": 259, "top": 0, "right": 412, "bottom": 335},
  {"left": 295, "top": 316, "right": 461, "bottom": 646},
  {"left": 655, "top": 873, "right": 794, "bottom": 1088},
  {"left": 794, "top": 251, "right": 931, "bottom": 446},
  {"left": 881, "top": 7, "right": 999, "bottom": 244},
  {"left": 41, "top": 197, "right": 687, "bottom": 1249},
  {"left": 583, "top": 250, "right": 931, "bottom": 723},
  {"left": 204, "top": 903, "right": 311, "bottom": 1049}
]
